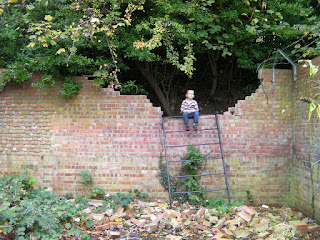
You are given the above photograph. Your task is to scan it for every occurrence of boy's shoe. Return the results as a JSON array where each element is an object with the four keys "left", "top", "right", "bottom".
[
  {"left": 185, "top": 123, "right": 190, "bottom": 131},
  {"left": 193, "top": 123, "right": 198, "bottom": 131}
]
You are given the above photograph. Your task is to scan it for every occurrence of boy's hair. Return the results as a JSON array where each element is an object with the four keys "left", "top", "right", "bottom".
[{"left": 186, "top": 89, "right": 194, "bottom": 94}]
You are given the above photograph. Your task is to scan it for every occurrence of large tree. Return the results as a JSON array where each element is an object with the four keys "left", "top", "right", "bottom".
[{"left": 0, "top": 0, "right": 319, "bottom": 115}]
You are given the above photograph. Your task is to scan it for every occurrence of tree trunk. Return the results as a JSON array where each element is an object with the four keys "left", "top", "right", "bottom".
[
  {"left": 208, "top": 51, "right": 220, "bottom": 97},
  {"left": 135, "top": 61, "right": 173, "bottom": 116}
]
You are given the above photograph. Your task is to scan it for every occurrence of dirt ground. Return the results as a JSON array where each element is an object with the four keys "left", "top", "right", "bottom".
[
  {"left": 1, "top": 199, "right": 320, "bottom": 239},
  {"left": 57, "top": 200, "right": 320, "bottom": 240}
]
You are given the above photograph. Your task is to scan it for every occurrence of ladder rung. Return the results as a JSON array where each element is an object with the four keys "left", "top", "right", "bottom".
[
  {"left": 164, "top": 128, "right": 218, "bottom": 133},
  {"left": 162, "top": 113, "right": 231, "bottom": 207},
  {"left": 166, "top": 142, "right": 219, "bottom": 148},
  {"left": 168, "top": 156, "right": 221, "bottom": 163},
  {"left": 171, "top": 188, "right": 227, "bottom": 194},
  {"left": 163, "top": 114, "right": 217, "bottom": 119},
  {"left": 171, "top": 172, "right": 225, "bottom": 178}
]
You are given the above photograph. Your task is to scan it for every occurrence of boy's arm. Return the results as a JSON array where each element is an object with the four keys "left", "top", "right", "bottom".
[
  {"left": 194, "top": 100, "right": 199, "bottom": 112},
  {"left": 180, "top": 100, "right": 186, "bottom": 112}
]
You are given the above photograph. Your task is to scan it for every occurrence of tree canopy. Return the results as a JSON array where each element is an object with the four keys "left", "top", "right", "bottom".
[{"left": 0, "top": 0, "right": 319, "bottom": 114}]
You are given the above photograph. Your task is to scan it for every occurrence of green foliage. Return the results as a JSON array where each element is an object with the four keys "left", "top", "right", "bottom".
[
  {"left": 129, "top": 189, "right": 149, "bottom": 200},
  {"left": 88, "top": 186, "right": 106, "bottom": 200},
  {"left": 298, "top": 60, "right": 320, "bottom": 121},
  {"left": 158, "top": 153, "right": 188, "bottom": 203},
  {"left": 79, "top": 170, "right": 93, "bottom": 185},
  {"left": 209, "top": 196, "right": 243, "bottom": 216},
  {"left": 60, "top": 77, "right": 82, "bottom": 98},
  {"left": 0, "top": 170, "right": 89, "bottom": 240},
  {"left": 63, "top": 193, "right": 74, "bottom": 200},
  {"left": 181, "top": 146, "right": 207, "bottom": 205},
  {"left": 93, "top": 63, "right": 114, "bottom": 86},
  {"left": 307, "top": 100, "right": 320, "bottom": 121},
  {"left": 0, "top": 65, "right": 32, "bottom": 91},
  {"left": 159, "top": 146, "right": 210, "bottom": 205},
  {"left": 246, "top": 189, "right": 254, "bottom": 203},
  {"left": 31, "top": 74, "right": 55, "bottom": 88},
  {"left": 1, "top": 0, "right": 320, "bottom": 113},
  {"left": 103, "top": 192, "right": 134, "bottom": 212},
  {"left": 120, "top": 80, "right": 148, "bottom": 95}
]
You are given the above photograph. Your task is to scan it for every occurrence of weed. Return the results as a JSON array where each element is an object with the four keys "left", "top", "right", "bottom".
[
  {"left": 209, "top": 197, "right": 244, "bottom": 216},
  {"left": 60, "top": 77, "right": 82, "bottom": 98},
  {"left": 79, "top": 170, "right": 93, "bottom": 185},
  {"left": 159, "top": 146, "right": 210, "bottom": 205},
  {"left": 0, "top": 170, "right": 89, "bottom": 240},
  {"left": 246, "top": 190, "right": 254, "bottom": 203},
  {"left": 119, "top": 80, "right": 148, "bottom": 95},
  {"left": 89, "top": 186, "right": 106, "bottom": 200},
  {"left": 129, "top": 189, "right": 149, "bottom": 200},
  {"left": 103, "top": 192, "right": 134, "bottom": 212}
]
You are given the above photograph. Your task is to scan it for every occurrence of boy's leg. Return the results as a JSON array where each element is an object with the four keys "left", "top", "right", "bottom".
[
  {"left": 182, "top": 112, "right": 190, "bottom": 131},
  {"left": 193, "top": 111, "right": 199, "bottom": 131},
  {"left": 193, "top": 111, "right": 199, "bottom": 123},
  {"left": 182, "top": 112, "right": 189, "bottom": 124}
]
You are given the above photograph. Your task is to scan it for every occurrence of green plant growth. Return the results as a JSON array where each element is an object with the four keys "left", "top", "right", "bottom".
[
  {"left": 0, "top": 64, "right": 32, "bottom": 91},
  {"left": 246, "top": 190, "right": 254, "bottom": 204},
  {"left": 181, "top": 146, "right": 207, "bottom": 205},
  {"left": 88, "top": 186, "right": 106, "bottom": 200},
  {"left": 119, "top": 80, "right": 148, "bottom": 95},
  {"left": 79, "top": 170, "right": 93, "bottom": 185},
  {"left": 159, "top": 146, "right": 212, "bottom": 205},
  {"left": 158, "top": 153, "right": 188, "bottom": 203},
  {"left": 60, "top": 77, "right": 82, "bottom": 98},
  {"left": 0, "top": 170, "right": 90, "bottom": 240},
  {"left": 298, "top": 60, "right": 320, "bottom": 120},
  {"left": 93, "top": 63, "right": 115, "bottom": 86},
  {"left": 129, "top": 189, "right": 149, "bottom": 200},
  {"left": 103, "top": 192, "right": 134, "bottom": 212},
  {"left": 31, "top": 74, "right": 55, "bottom": 88},
  {"left": 209, "top": 196, "right": 243, "bottom": 216}
]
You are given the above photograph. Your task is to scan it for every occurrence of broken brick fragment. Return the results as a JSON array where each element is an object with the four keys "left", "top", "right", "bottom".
[
  {"left": 196, "top": 223, "right": 207, "bottom": 231},
  {"left": 240, "top": 205, "right": 257, "bottom": 215},
  {"left": 95, "top": 223, "right": 110, "bottom": 231},
  {"left": 289, "top": 221, "right": 309, "bottom": 235},
  {"left": 108, "top": 231, "right": 121, "bottom": 239},
  {"left": 238, "top": 210, "right": 252, "bottom": 222},
  {"left": 221, "top": 228, "right": 234, "bottom": 238},
  {"left": 131, "top": 218, "right": 143, "bottom": 227},
  {"left": 115, "top": 206, "right": 124, "bottom": 215},
  {"left": 308, "top": 225, "right": 320, "bottom": 232}
]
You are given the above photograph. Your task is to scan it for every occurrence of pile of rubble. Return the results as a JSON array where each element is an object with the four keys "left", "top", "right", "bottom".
[{"left": 68, "top": 200, "right": 320, "bottom": 239}]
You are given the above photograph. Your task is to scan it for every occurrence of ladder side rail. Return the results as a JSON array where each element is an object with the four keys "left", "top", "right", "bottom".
[
  {"left": 161, "top": 117, "right": 173, "bottom": 208},
  {"left": 215, "top": 114, "right": 231, "bottom": 204}
]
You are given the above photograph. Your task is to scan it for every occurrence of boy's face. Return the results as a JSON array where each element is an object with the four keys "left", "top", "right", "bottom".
[{"left": 186, "top": 90, "right": 195, "bottom": 100}]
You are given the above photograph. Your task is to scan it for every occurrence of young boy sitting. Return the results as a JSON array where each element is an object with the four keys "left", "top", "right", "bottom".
[{"left": 180, "top": 90, "right": 199, "bottom": 131}]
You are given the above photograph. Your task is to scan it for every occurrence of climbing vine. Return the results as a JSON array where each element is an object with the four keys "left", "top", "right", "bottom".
[
  {"left": 298, "top": 60, "right": 320, "bottom": 120},
  {"left": 158, "top": 146, "right": 210, "bottom": 205}
]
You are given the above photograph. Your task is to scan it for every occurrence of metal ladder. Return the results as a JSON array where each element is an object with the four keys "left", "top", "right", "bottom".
[{"left": 161, "top": 114, "right": 230, "bottom": 208}]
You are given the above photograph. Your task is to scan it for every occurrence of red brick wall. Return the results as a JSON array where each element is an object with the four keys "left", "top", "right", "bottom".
[
  {"left": 291, "top": 57, "right": 320, "bottom": 221},
  {"left": 0, "top": 63, "right": 318, "bottom": 220},
  {"left": 163, "top": 68, "right": 293, "bottom": 205},
  {"left": 0, "top": 75, "right": 164, "bottom": 198}
]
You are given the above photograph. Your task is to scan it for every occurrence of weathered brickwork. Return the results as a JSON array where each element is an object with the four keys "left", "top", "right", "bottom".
[
  {"left": 291, "top": 57, "right": 320, "bottom": 222},
  {"left": 0, "top": 75, "right": 164, "bottom": 198},
  {"left": 163, "top": 68, "right": 293, "bottom": 205},
  {"left": 0, "top": 60, "right": 319, "bottom": 222}
]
